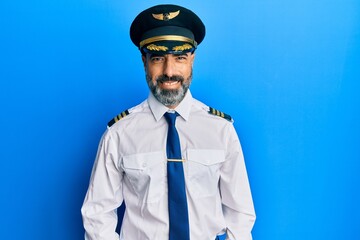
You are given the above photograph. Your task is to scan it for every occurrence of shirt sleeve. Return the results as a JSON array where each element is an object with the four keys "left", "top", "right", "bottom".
[
  {"left": 81, "top": 129, "right": 123, "bottom": 240},
  {"left": 220, "top": 124, "right": 256, "bottom": 240}
]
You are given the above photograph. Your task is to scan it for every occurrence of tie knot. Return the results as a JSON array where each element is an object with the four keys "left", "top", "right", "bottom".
[{"left": 164, "top": 112, "right": 178, "bottom": 126}]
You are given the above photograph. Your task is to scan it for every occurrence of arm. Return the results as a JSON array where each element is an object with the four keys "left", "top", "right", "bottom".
[
  {"left": 220, "top": 124, "right": 256, "bottom": 240},
  {"left": 81, "top": 129, "right": 123, "bottom": 240}
]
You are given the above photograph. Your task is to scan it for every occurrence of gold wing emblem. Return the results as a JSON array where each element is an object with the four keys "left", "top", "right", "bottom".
[
  {"left": 172, "top": 44, "right": 193, "bottom": 51},
  {"left": 146, "top": 44, "right": 168, "bottom": 51},
  {"left": 152, "top": 10, "right": 180, "bottom": 21}
]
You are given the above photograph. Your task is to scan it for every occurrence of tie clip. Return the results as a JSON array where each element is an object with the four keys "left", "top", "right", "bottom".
[{"left": 167, "top": 158, "right": 185, "bottom": 162}]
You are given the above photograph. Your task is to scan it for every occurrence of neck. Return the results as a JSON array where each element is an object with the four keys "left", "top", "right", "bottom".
[{"left": 166, "top": 104, "right": 178, "bottom": 109}]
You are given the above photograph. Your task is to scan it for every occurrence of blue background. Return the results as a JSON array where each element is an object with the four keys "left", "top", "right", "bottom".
[{"left": 1, "top": 0, "right": 359, "bottom": 239}]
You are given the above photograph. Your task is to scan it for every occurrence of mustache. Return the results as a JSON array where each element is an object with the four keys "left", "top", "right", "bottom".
[{"left": 156, "top": 75, "right": 184, "bottom": 83}]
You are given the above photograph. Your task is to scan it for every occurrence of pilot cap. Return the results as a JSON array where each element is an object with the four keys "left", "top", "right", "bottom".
[{"left": 130, "top": 4, "right": 206, "bottom": 54}]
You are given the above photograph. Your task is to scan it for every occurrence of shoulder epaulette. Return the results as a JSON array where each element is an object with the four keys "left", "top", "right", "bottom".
[
  {"left": 107, "top": 109, "right": 130, "bottom": 127},
  {"left": 208, "top": 107, "right": 233, "bottom": 122}
]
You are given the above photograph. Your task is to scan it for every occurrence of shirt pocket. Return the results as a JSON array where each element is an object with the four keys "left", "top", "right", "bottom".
[
  {"left": 186, "top": 149, "right": 225, "bottom": 198},
  {"left": 122, "top": 151, "right": 166, "bottom": 203}
]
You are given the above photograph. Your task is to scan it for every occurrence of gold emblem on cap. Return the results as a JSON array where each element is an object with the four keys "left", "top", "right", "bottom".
[
  {"left": 152, "top": 10, "right": 180, "bottom": 21},
  {"left": 173, "top": 43, "right": 193, "bottom": 51},
  {"left": 146, "top": 44, "right": 168, "bottom": 51}
]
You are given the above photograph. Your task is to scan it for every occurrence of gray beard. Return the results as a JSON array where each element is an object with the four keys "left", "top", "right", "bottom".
[{"left": 146, "top": 73, "right": 192, "bottom": 107}]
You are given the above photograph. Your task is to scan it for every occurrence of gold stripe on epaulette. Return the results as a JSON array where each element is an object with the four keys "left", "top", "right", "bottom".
[
  {"left": 208, "top": 107, "right": 233, "bottom": 122},
  {"left": 108, "top": 109, "right": 130, "bottom": 127},
  {"left": 211, "top": 108, "right": 216, "bottom": 115},
  {"left": 118, "top": 111, "right": 127, "bottom": 120}
]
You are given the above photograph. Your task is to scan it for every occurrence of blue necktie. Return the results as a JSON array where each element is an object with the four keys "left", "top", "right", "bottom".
[{"left": 164, "top": 112, "right": 190, "bottom": 240}]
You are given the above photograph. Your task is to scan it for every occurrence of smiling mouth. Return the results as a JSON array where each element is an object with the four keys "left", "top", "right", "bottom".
[
  {"left": 157, "top": 75, "right": 184, "bottom": 86},
  {"left": 160, "top": 80, "right": 180, "bottom": 86}
]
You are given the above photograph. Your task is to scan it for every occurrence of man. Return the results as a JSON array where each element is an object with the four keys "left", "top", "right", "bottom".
[{"left": 81, "top": 4, "right": 255, "bottom": 240}]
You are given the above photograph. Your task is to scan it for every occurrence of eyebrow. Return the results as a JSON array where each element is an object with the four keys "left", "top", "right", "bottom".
[
  {"left": 172, "top": 53, "right": 188, "bottom": 56},
  {"left": 149, "top": 53, "right": 165, "bottom": 58}
]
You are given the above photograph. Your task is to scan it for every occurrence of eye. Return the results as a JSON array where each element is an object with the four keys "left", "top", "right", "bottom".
[
  {"left": 175, "top": 55, "right": 187, "bottom": 61},
  {"left": 150, "top": 56, "right": 165, "bottom": 63}
]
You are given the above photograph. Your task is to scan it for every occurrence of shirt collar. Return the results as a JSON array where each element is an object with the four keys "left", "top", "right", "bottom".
[{"left": 148, "top": 90, "right": 193, "bottom": 122}]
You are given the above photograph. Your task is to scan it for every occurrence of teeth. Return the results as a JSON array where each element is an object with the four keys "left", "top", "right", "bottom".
[{"left": 163, "top": 81, "right": 179, "bottom": 86}]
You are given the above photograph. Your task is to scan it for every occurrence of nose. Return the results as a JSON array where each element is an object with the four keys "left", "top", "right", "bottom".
[{"left": 163, "top": 57, "right": 175, "bottom": 77}]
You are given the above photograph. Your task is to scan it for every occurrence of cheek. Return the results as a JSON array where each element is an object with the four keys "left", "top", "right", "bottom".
[
  {"left": 146, "top": 66, "right": 162, "bottom": 79},
  {"left": 145, "top": 66, "right": 155, "bottom": 79},
  {"left": 151, "top": 78, "right": 158, "bottom": 86},
  {"left": 182, "top": 65, "right": 193, "bottom": 78},
  {"left": 146, "top": 73, "right": 159, "bottom": 86}
]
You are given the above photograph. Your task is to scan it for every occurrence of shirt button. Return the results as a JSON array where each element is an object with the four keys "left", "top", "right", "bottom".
[{"left": 142, "top": 162, "right": 147, "bottom": 168}]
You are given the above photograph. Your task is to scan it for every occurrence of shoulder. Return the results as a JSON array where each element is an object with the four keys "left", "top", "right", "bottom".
[
  {"left": 208, "top": 106, "right": 233, "bottom": 122},
  {"left": 192, "top": 98, "right": 233, "bottom": 122},
  {"left": 107, "top": 100, "right": 149, "bottom": 128},
  {"left": 107, "top": 109, "right": 131, "bottom": 128}
]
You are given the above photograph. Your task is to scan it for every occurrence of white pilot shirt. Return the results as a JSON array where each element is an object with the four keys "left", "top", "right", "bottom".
[{"left": 81, "top": 91, "right": 256, "bottom": 240}]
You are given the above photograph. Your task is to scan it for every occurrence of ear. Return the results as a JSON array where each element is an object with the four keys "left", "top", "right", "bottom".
[
  {"left": 190, "top": 52, "right": 196, "bottom": 65},
  {"left": 142, "top": 55, "right": 147, "bottom": 68}
]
